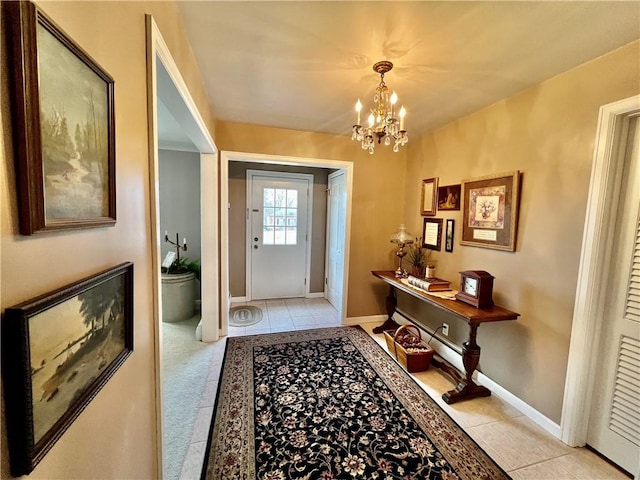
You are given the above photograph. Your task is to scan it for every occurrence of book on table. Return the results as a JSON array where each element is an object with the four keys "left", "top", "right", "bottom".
[{"left": 407, "top": 276, "right": 451, "bottom": 292}]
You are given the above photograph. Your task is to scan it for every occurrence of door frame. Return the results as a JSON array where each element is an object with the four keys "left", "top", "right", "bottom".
[
  {"left": 146, "top": 16, "right": 219, "bottom": 478},
  {"left": 561, "top": 95, "right": 640, "bottom": 453},
  {"left": 245, "top": 170, "right": 314, "bottom": 300},
  {"left": 221, "top": 151, "right": 353, "bottom": 332}
]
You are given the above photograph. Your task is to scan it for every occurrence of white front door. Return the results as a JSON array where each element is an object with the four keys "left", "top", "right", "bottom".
[
  {"left": 326, "top": 171, "right": 346, "bottom": 311},
  {"left": 248, "top": 171, "right": 312, "bottom": 300},
  {"left": 587, "top": 117, "right": 640, "bottom": 474}
]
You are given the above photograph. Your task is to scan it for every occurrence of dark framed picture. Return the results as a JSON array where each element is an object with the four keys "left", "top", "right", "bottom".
[
  {"left": 422, "top": 217, "right": 443, "bottom": 251},
  {"left": 420, "top": 177, "right": 438, "bottom": 216},
  {"left": 2, "top": 263, "right": 133, "bottom": 476},
  {"left": 4, "top": 1, "right": 116, "bottom": 235},
  {"left": 445, "top": 219, "right": 455, "bottom": 252},
  {"left": 437, "top": 184, "right": 461, "bottom": 211},
  {"left": 461, "top": 171, "right": 521, "bottom": 251}
]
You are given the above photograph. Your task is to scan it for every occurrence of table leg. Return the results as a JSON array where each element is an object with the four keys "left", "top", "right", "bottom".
[
  {"left": 441, "top": 324, "right": 491, "bottom": 404},
  {"left": 373, "top": 285, "right": 401, "bottom": 334}
]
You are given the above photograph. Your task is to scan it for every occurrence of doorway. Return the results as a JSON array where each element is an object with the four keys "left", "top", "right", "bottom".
[
  {"left": 561, "top": 95, "right": 640, "bottom": 478},
  {"left": 146, "top": 16, "right": 218, "bottom": 479},
  {"left": 585, "top": 116, "right": 639, "bottom": 473},
  {"left": 247, "top": 171, "right": 313, "bottom": 300},
  {"left": 221, "top": 151, "right": 353, "bottom": 335}
]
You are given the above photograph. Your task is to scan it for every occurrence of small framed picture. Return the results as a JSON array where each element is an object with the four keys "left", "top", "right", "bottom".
[
  {"left": 422, "top": 217, "right": 443, "bottom": 251},
  {"left": 437, "top": 184, "right": 461, "bottom": 211},
  {"left": 420, "top": 178, "right": 438, "bottom": 216},
  {"left": 445, "top": 219, "right": 455, "bottom": 252}
]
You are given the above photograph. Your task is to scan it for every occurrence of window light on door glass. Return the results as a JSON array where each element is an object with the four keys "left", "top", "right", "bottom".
[{"left": 262, "top": 188, "right": 298, "bottom": 245}]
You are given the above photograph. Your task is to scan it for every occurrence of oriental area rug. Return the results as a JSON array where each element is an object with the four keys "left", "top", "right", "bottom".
[{"left": 201, "top": 326, "right": 510, "bottom": 480}]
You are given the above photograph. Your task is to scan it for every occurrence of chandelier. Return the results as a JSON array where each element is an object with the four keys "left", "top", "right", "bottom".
[{"left": 352, "top": 61, "right": 408, "bottom": 154}]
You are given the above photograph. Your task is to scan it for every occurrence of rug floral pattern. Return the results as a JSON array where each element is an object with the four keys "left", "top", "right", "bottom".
[{"left": 203, "top": 327, "right": 509, "bottom": 480}]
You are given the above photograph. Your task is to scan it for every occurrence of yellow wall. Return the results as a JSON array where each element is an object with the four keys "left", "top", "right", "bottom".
[
  {"left": 1, "top": 2, "right": 215, "bottom": 478},
  {"left": 215, "top": 122, "right": 410, "bottom": 317},
  {"left": 402, "top": 40, "right": 640, "bottom": 422}
]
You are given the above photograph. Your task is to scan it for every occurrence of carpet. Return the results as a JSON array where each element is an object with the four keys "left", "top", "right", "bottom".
[
  {"left": 162, "top": 315, "right": 217, "bottom": 480},
  {"left": 229, "top": 305, "right": 263, "bottom": 327},
  {"left": 201, "top": 326, "right": 510, "bottom": 480}
]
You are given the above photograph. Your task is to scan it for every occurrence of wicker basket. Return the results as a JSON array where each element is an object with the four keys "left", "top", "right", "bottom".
[{"left": 383, "top": 324, "right": 435, "bottom": 373}]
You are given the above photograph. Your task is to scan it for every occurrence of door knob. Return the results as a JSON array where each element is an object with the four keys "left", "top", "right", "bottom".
[{"left": 254, "top": 245, "right": 258, "bottom": 249}]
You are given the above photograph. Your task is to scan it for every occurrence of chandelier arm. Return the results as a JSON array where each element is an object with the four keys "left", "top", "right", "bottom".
[{"left": 351, "top": 60, "right": 407, "bottom": 154}]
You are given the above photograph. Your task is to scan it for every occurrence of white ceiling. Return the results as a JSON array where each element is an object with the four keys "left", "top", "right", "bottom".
[{"left": 173, "top": 1, "right": 640, "bottom": 139}]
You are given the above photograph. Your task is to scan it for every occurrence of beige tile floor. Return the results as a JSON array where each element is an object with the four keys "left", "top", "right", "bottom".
[{"left": 176, "top": 299, "right": 630, "bottom": 480}]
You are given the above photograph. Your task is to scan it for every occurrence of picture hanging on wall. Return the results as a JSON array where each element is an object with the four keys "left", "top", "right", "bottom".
[
  {"left": 460, "top": 171, "right": 521, "bottom": 251},
  {"left": 4, "top": 1, "right": 116, "bottom": 235},
  {"left": 420, "top": 177, "right": 438, "bottom": 216},
  {"left": 437, "top": 184, "right": 461, "bottom": 211},
  {"left": 1, "top": 263, "right": 134, "bottom": 476},
  {"left": 422, "top": 217, "right": 443, "bottom": 251},
  {"left": 445, "top": 219, "right": 455, "bottom": 252}
]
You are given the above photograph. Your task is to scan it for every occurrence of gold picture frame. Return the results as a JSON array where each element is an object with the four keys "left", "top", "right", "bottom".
[
  {"left": 420, "top": 178, "right": 438, "bottom": 216},
  {"left": 460, "top": 171, "right": 521, "bottom": 251}
]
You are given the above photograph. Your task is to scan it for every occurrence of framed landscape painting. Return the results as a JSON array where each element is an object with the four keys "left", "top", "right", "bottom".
[
  {"left": 4, "top": 1, "right": 116, "bottom": 235},
  {"left": 1, "top": 263, "right": 133, "bottom": 475},
  {"left": 460, "top": 171, "right": 521, "bottom": 251}
]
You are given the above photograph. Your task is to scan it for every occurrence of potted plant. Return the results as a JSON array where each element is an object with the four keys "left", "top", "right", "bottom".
[
  {"left": 407, "top": 238, "right": 432, "bottom": 278},
  {"left": 162, "top": 257, "right": 201, "bottom": 280},
  {"left": 161, "top": 232, "right": 200, "bottom": 323}
]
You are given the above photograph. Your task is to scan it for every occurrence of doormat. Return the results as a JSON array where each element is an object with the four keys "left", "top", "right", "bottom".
[{"left": 229, "top": 305, "right": 263, "bottom": 327}]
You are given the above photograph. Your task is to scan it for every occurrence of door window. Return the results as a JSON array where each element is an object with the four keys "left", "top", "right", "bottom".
[{"left": 262, "top": 188, "right": 298, "bottom": 245}]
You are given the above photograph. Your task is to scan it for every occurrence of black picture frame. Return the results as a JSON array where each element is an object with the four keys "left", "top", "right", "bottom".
[
  {"left": 1, "top": 262, "right": 133, "bottom": 476},
  {"left": 422, "top": 218, "right": 443, "bottom": 251},
  {"left": 445, "top": 219, "right": 455, "bottom": 252},
  {"left": 4, "top": 1, "right": 116, "bottom": 235}
]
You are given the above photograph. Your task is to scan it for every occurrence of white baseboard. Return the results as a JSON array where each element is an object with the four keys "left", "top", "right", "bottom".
[
  {"left": 345, "top": 314, "right": 386, "bottom": 326},
  {"left": 352, "top": 313, "right": 562, "bottom": 440},
  {"left": 475, "top": 370, "right": 562, "bottom": 438},
  {"left": 233, "top": 294, "right": 325, "bottom": 302}
]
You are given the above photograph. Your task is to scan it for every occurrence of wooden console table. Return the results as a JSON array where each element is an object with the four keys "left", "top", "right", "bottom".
[{"left": 372, "top": 270, "right": 520, "bottom": 404}]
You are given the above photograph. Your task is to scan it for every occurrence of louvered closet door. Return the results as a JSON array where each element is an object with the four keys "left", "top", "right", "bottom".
[{"left": 587, "top": 117, "right": 640, "bottom": 473}]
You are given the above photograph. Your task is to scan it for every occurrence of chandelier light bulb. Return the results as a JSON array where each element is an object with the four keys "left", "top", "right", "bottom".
[{"left": 350, "top": 61, "right": 408, "bottom": 154}]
